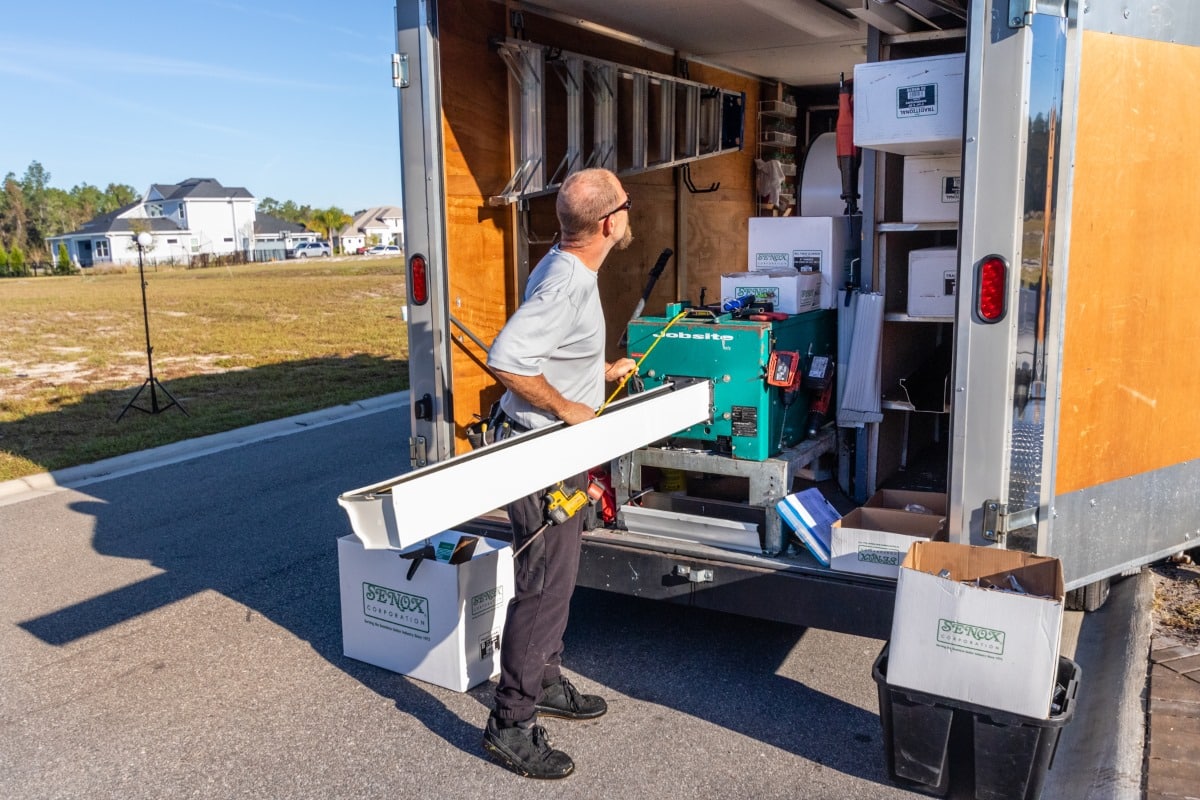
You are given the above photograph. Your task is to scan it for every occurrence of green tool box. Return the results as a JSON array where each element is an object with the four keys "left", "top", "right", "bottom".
[{"left": 626, "top": 304, "right": 836, "bottom": 461}]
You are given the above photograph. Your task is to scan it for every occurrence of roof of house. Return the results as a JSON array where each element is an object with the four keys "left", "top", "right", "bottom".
[
  {"left": 339, "top": 205, "right": 404, "bottom": 236},
  {"left": 56, "top": 203, "right": 185, "bottom": 238},
  {"left": 147, "top": 178, "right": 254, "bottom": 202},
  {"left": 254, "top": 213, "right": 309, "bottom": 236}
]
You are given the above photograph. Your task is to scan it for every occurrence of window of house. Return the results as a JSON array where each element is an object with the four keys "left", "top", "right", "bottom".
[
  {"left": 224, "top": 237, "right": 233, "bottom": 242},
  {"left": 146, "top": 204, "right": 163, "bottom": 218},
  {"left": 95, "top": 240, "right": 109, "bottom": 257},
  {"left": 167, "top": 238, "right": 178, "bottom": 244}
]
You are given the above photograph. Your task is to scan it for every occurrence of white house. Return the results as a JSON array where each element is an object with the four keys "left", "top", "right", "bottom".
[
  {"left": 337, "top": 206, "right": 404, "bottom": 254},
  {"left": 49, "top": 178, "right": 257, "bottom": 267}
]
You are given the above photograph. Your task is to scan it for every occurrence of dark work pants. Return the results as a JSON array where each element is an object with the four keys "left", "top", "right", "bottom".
[{"left": 492, "top": 471, "right": 588, "bottom": 724}]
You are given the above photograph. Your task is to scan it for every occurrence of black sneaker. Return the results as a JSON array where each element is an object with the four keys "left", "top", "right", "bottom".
[
  {"left": 535, "top": 676, "right": 608, "bottom": 720},
  {"left": 481, "top": 716, "right": 574, "bottom": 779}
]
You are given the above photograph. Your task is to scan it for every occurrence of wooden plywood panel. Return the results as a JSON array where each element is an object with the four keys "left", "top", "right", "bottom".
[
  {"left": 1057, "top": 32, "right": 1200, "bottom": 495},
  {"left": 439, "top": 0, "right": 512, "bottom": 443}
]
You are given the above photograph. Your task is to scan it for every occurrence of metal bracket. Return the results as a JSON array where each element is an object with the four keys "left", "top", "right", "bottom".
[
  {"left": 1009, "top": 0, "right": 1067, "bottom": 27},
  {"left": 409, "top": 435, "right": 428, "bottom": 468},
  {"left": 673, "top": 565, "right": 714, "bottom": 583},
  {"left": 392, "top": 53, "right": 409, "bottom": 89},
  {"left": 981, "top": 499, "right": 1039, "bottom": 542}
]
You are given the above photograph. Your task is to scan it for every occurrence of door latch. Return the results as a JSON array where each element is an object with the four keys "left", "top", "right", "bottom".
[{"left": 981, "top": 500, "right": 1038, "bottom": 542}]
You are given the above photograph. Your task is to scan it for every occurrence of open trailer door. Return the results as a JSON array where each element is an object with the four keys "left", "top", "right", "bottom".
[{"left": 952, "top": 0, "right": 1200, "bottom": 592}]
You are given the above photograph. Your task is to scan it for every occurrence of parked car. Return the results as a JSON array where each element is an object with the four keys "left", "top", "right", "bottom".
[
  {"left": 365, "top": 244, "right": 402, "bottom": 255},
  {"left": 292, "top": 241, "right": 331, "bottom": 258}
]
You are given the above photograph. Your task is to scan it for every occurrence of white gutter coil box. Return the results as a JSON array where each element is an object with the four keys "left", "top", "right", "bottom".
[
  {"left": 337, "top": 532, "right": 514, "bottom": 692},
  {"left": 338, "top": 381, "right": 714, "bottom": 549},
  {"left": 854, "top": 54, "right": 965, "bottom": 156}
]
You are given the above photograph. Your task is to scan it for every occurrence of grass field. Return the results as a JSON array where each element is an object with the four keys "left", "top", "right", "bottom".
[{"left": 0, "top": 258, "right": 409, "bottom": 482}]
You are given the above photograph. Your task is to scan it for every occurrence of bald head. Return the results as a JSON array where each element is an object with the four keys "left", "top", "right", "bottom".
[{"left": 557, "top": 168, "right": 624, "bottom": 242}]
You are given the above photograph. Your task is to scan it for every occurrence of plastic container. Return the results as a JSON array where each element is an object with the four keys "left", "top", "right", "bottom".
[{"left": 872, "top": 643, "right": 1081, "bottom": 799}]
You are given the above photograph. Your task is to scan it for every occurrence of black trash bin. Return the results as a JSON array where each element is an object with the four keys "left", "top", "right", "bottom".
[{"left": 873, "top": 643, "right": 1081, "bottom": 800}]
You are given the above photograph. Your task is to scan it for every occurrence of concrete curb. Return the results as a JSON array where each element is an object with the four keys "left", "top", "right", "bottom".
[
  {"left": 1044, "top": 569, "right": 1153, "bottom": 799},
  {"left": 0, "top": 392, "right": 410, "bottom": 506}
]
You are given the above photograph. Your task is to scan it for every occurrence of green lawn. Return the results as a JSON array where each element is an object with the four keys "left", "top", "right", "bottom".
[{"left": 0, "top": 258, "right": 409, "bottom": 482}]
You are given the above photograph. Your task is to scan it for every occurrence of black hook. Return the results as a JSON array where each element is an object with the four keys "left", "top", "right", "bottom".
[{"left": 681, "top": 164, "right": 719, "bottom": 194}]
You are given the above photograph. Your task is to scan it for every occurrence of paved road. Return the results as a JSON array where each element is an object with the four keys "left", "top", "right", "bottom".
[{"left": 0, "top": 397, "right": 1145, "bottom": 799}]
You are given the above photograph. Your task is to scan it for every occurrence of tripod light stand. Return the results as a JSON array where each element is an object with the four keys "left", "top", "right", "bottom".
[{"left": 117, "top": 231, "right": 188, "bottom": 421}]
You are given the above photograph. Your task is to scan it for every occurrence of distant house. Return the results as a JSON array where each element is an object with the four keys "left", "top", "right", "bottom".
[
  {"left": 253, "top": 213, "right": 318, "bottom": 262},
  {"left": 337, "top": 206, "right": 404, "bottom": 254},
  {"left": 49, "top": 178, "right": 257, "bottom": 267}
]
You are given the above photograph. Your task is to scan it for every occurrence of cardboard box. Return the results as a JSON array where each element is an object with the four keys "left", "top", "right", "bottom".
[
  {"left": 854, "top": 54, "right": 965, "bottom": 156},
  {"left": 830, "top": 507, "right": 943, "bottom": 579},
  {"left": 864, "top": 489, "right": 947, "bottom": 516},
  {"left": 908, "top": 246, "right": 957, "bottom": 317},
  {"left": 887, "top": 541, "right": 1065, "bottom": 719},
  {"left": 903, "top": 155, "right": 961, "bottom": 223},
  {"left": 721, "top": 269, "right": 822, "bottom": 315},
  {"left": 747, "top": 216, "right": 851, "bottom": 309},
  {"left": 337, "top": 532, "right": 514, "bottom": 692}
]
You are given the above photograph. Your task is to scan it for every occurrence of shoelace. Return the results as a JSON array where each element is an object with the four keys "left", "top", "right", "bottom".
[{"left": 531, "top": 724, "right": 555, "bottom": 751}]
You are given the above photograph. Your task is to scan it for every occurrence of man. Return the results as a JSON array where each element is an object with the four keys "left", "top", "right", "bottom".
[{"left": 481, "top": 168, "right": 637, "bottom": 779}]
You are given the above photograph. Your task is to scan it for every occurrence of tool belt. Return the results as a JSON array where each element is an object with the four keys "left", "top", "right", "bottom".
[{"left": 466, "top": 401, "right": 530, "bottom": 449}]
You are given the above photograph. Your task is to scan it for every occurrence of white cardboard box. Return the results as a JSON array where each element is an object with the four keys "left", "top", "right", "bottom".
[
  {"left": 854, "top": 54, "right": 965, "bottom": 156},
  {"left": 902, "top": 155, "right": 961, "bottom": 223},
  {"left": 888, "top": 541, "right": 1065, "bottom": 719},
  {"left": 337, "top": 532, "right": 514, "bottom": 692},
  {"left": 747, "top": 216, "right": 851, "bottom": 309},
  {"left": 721, "top": 270, "right": 822, "bottom": 315},
  {"left": 908, "top": 246, "right": 957, "bottom": 317},
  {"left": 830, "top": 507, "right": 943, "bottom": 579}
]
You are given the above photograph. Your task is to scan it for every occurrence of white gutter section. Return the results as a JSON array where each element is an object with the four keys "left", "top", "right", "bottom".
[{"left": 338, "top": 380, "right": 713, "bottom": 549}]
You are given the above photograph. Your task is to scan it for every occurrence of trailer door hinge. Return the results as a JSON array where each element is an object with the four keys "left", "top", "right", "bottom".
[
  {"left": 392, "top": 53, "right": 409, "bottom": 88},
  {"left": 409, "top": 435, "right": 427, "bottom": 468},
  {"left": 981, "top": 500, "right": 1039, "bottom": 542},
  {"left": 673, "top": 565, "right": 714, "bottom": 583},
  {"left": 1009, "top": 0, "right": 1067, "bottom": 27}
]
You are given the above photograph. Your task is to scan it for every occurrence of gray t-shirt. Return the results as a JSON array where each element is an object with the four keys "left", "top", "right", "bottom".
[{"left": 487, "top": 246, "right": 605, "bottom": 429}]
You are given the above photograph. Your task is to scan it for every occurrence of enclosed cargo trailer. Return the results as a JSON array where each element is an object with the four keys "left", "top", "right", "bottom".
[{"left": 388, "top": 0, "right": 1200, "bottom": 631}]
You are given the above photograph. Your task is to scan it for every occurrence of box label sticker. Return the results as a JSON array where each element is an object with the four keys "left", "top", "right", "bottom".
[
  {"left": 857, "top": 542, "right": 901, "bottom": 566},
  {"left": 793, "top": 249, "right": 822, "bottom": 271},
  {"left": 732, "top": 285, "right": 781, "bottom": 306},
  {"left": 897, "top": 83, "right": 938, "bottom": 117},
  {"left": 471, "top": 585, "right": 505, "bottom": 618},
  {"left": 936, "top": 618, "right": 1006, "bottom": 656},
  {"left": 479, "top": 630, "right": 501, "bottom": 661},
  {"left": 755, "top": 251, "right": 791, "bottom": 270},
  {"left": 942, "top": 271, "right": 957, "bottom": 297},
  {"left": 362, "top": 582, "right": 430, "bottom": 634},
  {"left": 942, "top": 175, "right": 961, "bottom": 203}
]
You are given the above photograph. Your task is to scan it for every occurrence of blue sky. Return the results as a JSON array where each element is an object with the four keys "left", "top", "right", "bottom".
[{"left": 1, "top": 0, "right": 402, "bottom": 213}]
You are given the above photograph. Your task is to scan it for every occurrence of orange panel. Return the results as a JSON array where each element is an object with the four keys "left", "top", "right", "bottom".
[{"left": 1057, "top": 32, "right": 1200, "bottom": 495}]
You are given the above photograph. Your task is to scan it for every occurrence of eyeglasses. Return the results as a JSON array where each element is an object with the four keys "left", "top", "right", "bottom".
[{"left": 598, "top": 197, "right": 632, "bottom": 222}]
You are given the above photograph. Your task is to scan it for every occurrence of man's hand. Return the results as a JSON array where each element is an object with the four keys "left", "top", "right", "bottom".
[
  {"left": 604, "top": 358, "right": 637, "bottom": 383},
  {"left": 559, "top": 401, "right": 597, "bottom": 425}
]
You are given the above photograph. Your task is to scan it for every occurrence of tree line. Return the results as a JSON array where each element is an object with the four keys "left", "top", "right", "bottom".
[{"left": 0, "top": 161, "right": 351, "bottom": 276}]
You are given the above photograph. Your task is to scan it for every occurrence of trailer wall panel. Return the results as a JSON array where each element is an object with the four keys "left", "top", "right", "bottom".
[{"left": 1056, "top": 31, "right": 1200, "bottom": 496}]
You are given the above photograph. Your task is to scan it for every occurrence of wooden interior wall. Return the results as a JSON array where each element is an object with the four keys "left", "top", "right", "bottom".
[
  {"left": 438, "top": 0, "right": 761, "bottom": 449},
  {"left": 1056, "top": 32, "right": 1200, "bottom": 495},
  {"left": 438, "top": 0, "right": 512, "bottom": 444}
]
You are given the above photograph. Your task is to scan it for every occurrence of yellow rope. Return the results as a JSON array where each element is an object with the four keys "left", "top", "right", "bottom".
[{"left": 597, "top": 309, "right": 690, "bottom": 416}]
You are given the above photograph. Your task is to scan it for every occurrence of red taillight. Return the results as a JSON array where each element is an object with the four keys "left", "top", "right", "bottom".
[
  {"left": 975, "top": 255, "right": 1007, "bottom": 323},
  {"left": 409, "top": 254, "right": 428, "bottom": 305}
]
